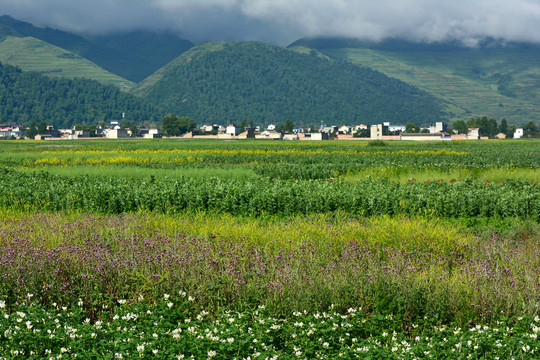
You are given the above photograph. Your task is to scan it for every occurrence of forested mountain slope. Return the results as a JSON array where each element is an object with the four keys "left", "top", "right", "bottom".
[
  {"left": 0, "top": 62, "right": 160, "bottom": 128},
  {"left": 290, "top": 37, "right": 540, "bottom": 123},
  {"left": 133, "top": 41, "right": 446, "bottom": 125}
]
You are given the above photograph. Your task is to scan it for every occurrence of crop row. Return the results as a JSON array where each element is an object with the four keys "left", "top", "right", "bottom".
[
  {"left": 1, "top": 299, "right": 540, "bottom": 359},
  {"left": 0, "top": 167, "right": 538, "bottom": 220},
  {"left": 1, "top": 140, "right": 539, "bottom": 171}
]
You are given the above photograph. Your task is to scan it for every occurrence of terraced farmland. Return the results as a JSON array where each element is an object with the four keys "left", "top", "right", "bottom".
[{"left": 324, "top": 47, "right": 540, "bottom": 123}]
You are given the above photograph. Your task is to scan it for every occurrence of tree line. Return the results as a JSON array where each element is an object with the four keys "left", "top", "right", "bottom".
[{"left": 452, "top": 116, "right": 538, "bottom": 138}]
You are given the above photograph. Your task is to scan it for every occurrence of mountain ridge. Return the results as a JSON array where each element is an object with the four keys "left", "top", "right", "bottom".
[
  {"left": 132, "top": 41, "right": 446, "bottom": 125},
  {"left": 0, "top": 15, "right": 194, "bottom": 82}
]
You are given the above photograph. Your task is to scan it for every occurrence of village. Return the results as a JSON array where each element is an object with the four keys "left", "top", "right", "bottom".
[{"left": 0, "top": 120, "right": 528, "bottom": 141}]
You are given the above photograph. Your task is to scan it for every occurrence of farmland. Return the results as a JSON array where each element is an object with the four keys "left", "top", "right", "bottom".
[{"left": 0, "top": 139, "right": 539, "bottom": 359}]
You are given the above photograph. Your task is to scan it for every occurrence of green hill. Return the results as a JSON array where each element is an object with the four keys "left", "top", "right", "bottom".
[
  {"left": 0, "top": 36, "right": 133, "bottom": 89},
  {"left": 133, "top": 41, "right": 446, "bottom": 125},
  {"left": 0, "top": 62, "right": 160, "bottom": 128},
  {"left": 290, "top": 38, "right": 540, "bottom": 124},
  {"left": 0, "top": 15, "right": 194, "bottom": 83}
]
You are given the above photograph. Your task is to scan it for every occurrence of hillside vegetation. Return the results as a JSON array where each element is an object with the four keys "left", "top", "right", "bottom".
[
  {"left": 0, "top": 36, "right": 133, "bottom": 89},
  {"left": 0, "top": 62, "right": 159, "bottom": 128},
  {"left": 291, "top": 38, "right": 540, "bottom": 124},
  {"left": 0, "top": 15, "right": 194, "bottom": 83},
  {"left": 133, "top": 41, "right": 446, "bottom": 125}
]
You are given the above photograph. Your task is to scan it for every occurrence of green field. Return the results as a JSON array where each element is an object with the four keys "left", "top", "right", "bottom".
[{"left": 0, "top": 139, "right": 539, "bottom": 358}]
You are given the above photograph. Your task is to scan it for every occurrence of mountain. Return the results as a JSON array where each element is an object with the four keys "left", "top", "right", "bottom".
[
  {"left": 0, "top": 15, "right": 194, "bottom": 83},
  {"left": 289, "top": 37, "right": 540, "bottom": 124},
  {"left": 0, "top": 62, "right": 160, "bottom": 128},
  {"left": 132, "top": 41, "right": 446, "bottom": 125},
  {"left": 0, "top": 35, "right": 133, "bottom": 89}
]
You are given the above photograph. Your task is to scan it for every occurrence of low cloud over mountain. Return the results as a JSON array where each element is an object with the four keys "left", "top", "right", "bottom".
[{"left": 1, "top": 0, "right": 540, "bottom": 45}]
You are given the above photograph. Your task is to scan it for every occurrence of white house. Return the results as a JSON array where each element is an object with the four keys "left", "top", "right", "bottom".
[
  {"left": 371, "top": 124, "right": 385, "bottom": 139},
  {"left": 429, "top": 122, "right": 447, "bottom": 133},
  {"left": 468, "top": 128, "right": 480, "bottom": 140},
  {"left": 514, "top": 128, "right": 524, "bottom": 139},
  {"left": 338, "top": 125, "right": 352, "bottom": 134},
  {"left": 226, "top": 125, "right": 241, "bottom": 136},
  {"left": 388, "top": 125, "right": 406, "bottom": 133}
]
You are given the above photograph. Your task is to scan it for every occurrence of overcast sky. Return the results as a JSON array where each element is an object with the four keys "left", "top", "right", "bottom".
[{"left": 1, "top": 0, "right": 540, "bottom": 45}]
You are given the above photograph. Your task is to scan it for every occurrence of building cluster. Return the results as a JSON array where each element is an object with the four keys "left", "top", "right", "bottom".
[
  {"left": 0, "top": 120, "right": 528, "bottom": 141},
  {"left": 0, "top": 121, "right": 162, "bottom": 140},
  {"left": 189, "top": 121, "right": 526, "bottom": 141},
  {"left": 0, "top": 125, "right": 24, "bottom": 139}
]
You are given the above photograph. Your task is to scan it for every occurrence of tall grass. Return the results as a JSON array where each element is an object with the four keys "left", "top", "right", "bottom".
[{"left": 1, "top": 209, "right": 538, "bottom": 325}]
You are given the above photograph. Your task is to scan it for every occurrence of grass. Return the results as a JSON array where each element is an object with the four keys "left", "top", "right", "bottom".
[
  {"left": 18, "top": 164, "right": 261, "bottom": 181},
  {"left": 341, "top": 165, "right": 540, "bottom": 184},
  {"left": 0, "top": 36, "right": 133, "bottom": 89},
  {"left": 1, "top": 208, "right": 539, "bottom": 325}
]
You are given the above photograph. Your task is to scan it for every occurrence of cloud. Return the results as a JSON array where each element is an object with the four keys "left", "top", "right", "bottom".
[{"left": 1, "top": 0, "right": 539, "bottom": 45}]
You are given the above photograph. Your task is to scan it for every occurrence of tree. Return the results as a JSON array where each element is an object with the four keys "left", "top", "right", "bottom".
[
  {"left": 465, "top": 118, "right": 477, "bottom": 129},
  {"left": 162, "top": 114, "right": 196, "bottom": 136},
  {"left": 452, "top": 120, "right": 468, "bottom": 134},
  {"left": 121, "top": 120, "right": 138, "bottom": 137},
  {"left": 499, "top": 118, "right": 508, "bottom": 136},
  {"left": 405, "top": 122, "right": 419, "bottom": 133},
  {"left": 508, "top": 125, "right": 517, "bottom": 138},
  {"left": 283, "top": 119, "right": 295, "bottom": 133},
  {"left": 25, "top": 120, "right": 38, "bottom": 139},
  {"left": 353, "top": 128, "right": 370, "bottom": 138},
  {"left": 37, "top": 120, "right": 48, "bottom": 134},
  {"left": 523, "top": 121, "right": 538, "bottom": 138},
  {"left": 486, "top": 118, "right": 499, "bottom": 138}
]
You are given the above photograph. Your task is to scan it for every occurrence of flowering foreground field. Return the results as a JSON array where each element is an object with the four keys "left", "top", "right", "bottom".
[{"left": 0, "top": 139, "right": 539, "bottom": 359}]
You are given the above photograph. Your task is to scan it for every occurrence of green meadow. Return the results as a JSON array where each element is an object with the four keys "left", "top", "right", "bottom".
[{"left": 0, "top": 138, "right": 538, "bottom": 358}]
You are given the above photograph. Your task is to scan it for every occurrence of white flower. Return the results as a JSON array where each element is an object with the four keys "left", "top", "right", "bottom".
[
  {"left": 118, "top": 299, "right": 127, "bottom": 305},
  {"left": 164, "top": 294, "right": 170, "bottom": 300},
  {"left": 167, "top": 302, "right": 174, "bottom": 308},
  {"left": 208, "top": 350, "right": 216, "bottom": 358},
  {"left": 0, "top": 300, "right": 6, "bottom": 309},
  {"left": 227, "top": 337, "right": 234, "bottom": 343},
  {"left": 152, "top": 349, "right": 158, "bottom": 355}
]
